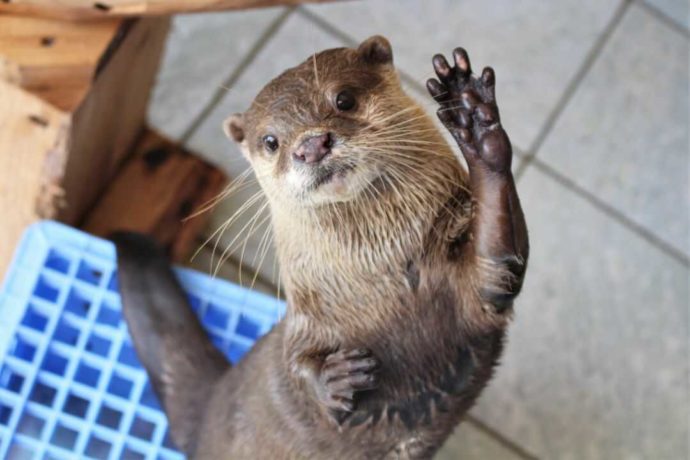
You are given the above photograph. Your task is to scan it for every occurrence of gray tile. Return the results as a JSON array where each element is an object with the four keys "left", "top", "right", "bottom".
[
  {"left": 147, "top": 8, "right": 285, "bottom": 141},
  {"left": 472, "top": 165, "right": 689, "bottom": 459},
  {"left": 303, "top": 0, "right": 621, "bottom": 150},
  {"left": 537, "top": 4, "right": 689, "bottom": 257},
  {"left": 186, "top": 13, "right": 346, "bottom": 280},
  {"left": 644, "top": 0, "right": 689, "bottom": 29},
  {"left": 436, "top": 422, "right": 524, "bottom": 460}
]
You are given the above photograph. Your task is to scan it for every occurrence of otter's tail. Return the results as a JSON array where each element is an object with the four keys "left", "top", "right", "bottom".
[{"left": 112, "top": 232, "right": 229, "bottom": 456}]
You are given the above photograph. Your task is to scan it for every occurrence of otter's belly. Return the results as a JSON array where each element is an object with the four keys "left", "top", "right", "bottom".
[{"left": 327, "top": 282, "right": 506, "bottom": 457}]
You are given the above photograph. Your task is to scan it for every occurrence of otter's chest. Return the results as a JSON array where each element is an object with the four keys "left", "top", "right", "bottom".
[{"left": 335, "top": 262, "right": 501, "bottom": 430}]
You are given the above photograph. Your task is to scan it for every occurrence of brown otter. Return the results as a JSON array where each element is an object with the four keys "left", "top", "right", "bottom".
[{"left": 113, "top": 35, "right": 528, "bottom": 459}]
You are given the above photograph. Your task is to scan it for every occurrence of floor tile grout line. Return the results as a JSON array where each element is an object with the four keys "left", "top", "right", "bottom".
[
  {"left": 636, "top": 0, "right": 690, "bottom": 39},
  {"left": 524, "top": 155, "right": 690, "bottom": 267},
  {"left": 465, "top": 414, "right": 540, "bottom": 460},
  {"left": 513, "top": 0, "right": 689, "bottom": 268},
  {"left": 515, "top": 0, "right": 632, "bottom": 179},
  {"left": 296, "top": 6, "right": 356, "bottom": 45},
  {"left": 178, "top": 7, "right": 296, "bottom": 145},
  {"left": 296, "top": 6, "right": 430, "bottom": 96}
]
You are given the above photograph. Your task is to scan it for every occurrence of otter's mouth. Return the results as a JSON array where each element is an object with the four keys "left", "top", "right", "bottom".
[{"left": 310, "top": 164, "right": 356, "bottom": 190}]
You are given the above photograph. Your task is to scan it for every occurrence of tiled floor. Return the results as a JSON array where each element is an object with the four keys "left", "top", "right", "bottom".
[{"left": 147, "top": 1, "right": 689, "bottom": 458}]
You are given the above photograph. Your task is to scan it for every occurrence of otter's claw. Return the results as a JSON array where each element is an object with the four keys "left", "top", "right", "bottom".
[
  {"left": 316, "top": 348, "right": 379, "bottom": 417},
  {"left": 426, "top": 47, "right": 511, "bottom": 173}
]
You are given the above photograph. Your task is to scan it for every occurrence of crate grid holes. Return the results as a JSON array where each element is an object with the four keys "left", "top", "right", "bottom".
[{"left": 0, "top": 222, "right": 285, "bottom": 459}]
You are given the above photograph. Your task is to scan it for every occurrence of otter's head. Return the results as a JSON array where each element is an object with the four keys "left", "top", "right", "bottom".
[{"left": 225, "top": 36, "right": 446, "bottom": 208}]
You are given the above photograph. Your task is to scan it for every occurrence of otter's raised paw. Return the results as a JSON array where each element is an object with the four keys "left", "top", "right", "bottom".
[
  {"left": 426, "top": 48, "right": 512, "bottom": 173},
  {"left": 317, "top": 348, "right": 379, "bottom": 417}
]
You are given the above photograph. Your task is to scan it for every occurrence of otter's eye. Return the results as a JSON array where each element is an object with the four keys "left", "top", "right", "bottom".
[
  {"left": 335, "top": 90, "right": 356, "bottom": 111},
  {"left": 263, "top": 135, "right": 279, "bottom": 153}
]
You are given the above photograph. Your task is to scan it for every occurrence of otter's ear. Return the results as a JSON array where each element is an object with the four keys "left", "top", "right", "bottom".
[
  {"left": 357, "top": 35, "right": 393, "bottom": 65},
  {"left": 223, "top": 113, "right": 245, "bottom": 143}
]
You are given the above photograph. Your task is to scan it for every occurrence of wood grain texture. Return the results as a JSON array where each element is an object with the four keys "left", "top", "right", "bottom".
[
  {"left": 0, "top": 0, "right": 341, "bottom": 20},
  {"left": 83, "top": 130, "right": 228, "bottom": 262},
  {"left": 0, "top": 81, "right": 69, "bottom": 279},
  {"left": 0, "top": 15, "right": 121, "bottom": 110},
  {"left": 57, "top": 16, "right": 170, "bottom": 225},
  {"left": 0, "top": 17, "right": 168, "bottom": 277}
]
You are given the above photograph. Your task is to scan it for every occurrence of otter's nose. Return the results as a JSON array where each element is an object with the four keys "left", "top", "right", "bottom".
[{"left": 293, "top": 133, "right": 333, "bottom": 164}]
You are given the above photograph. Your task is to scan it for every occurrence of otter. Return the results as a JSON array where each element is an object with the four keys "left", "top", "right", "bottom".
[{"left": 113, "top": 35, "right": 528, "bottom": 459}]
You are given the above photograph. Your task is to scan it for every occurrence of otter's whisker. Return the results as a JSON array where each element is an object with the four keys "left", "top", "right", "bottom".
[
  {"left": 215, "top": 201, "right": 270, "bottom": 278},
  {"left": 184, "top": 168, "right": 255, "bottom": 221},
  {"left": 250, "top": 221, "right": 274, "bottom": 291},
  {"left": 193, "top": 190, "right": 266, "bottom": 271},
  {"left": 238, "top": 210, "right": 272, "bottom": 285},
  {"left": 237, "top": 206, "right": 271, "bottom": 281}
]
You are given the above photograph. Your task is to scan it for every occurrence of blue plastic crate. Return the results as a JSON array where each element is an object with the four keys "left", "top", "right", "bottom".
[{"left": 0, "top": 221, "right": 285, "bottom": 459}]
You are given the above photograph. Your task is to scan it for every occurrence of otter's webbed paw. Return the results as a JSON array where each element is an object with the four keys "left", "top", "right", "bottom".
[
  {"left": 315, "top": 348, "right": 379, "bottom": 418},
  {"left": 426, "top": 48, "right": 512, "bottom": 174}
]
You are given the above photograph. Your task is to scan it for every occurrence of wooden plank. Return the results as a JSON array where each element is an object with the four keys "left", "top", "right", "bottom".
[
  {"left": 83, "top": 130, "right": 228, "bottom": 263},
  {"left": 0, "top": 17, "right": 168, "bottom": 278},
  {"left": 0, "top": 0, "right": 339, "bottom": 20},
  {"left": 0, "top": 81, "right": 69, "bottom": 279},
  {"left": 0, "top": 15, "right": 121, "bottom": 111},
  {"left": 57, "top": 16, "right": 170, "bottom": 225}
]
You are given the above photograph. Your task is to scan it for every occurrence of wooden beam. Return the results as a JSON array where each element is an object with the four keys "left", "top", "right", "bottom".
[
  {"left": 83, "top": 130, "right": 228, "bottom": 263},
  {"left": 0, "top": 15, "right": 121, "bottom": 111},
  {"left": 0, "top": 0, "right": 340, "bottom": 20},
  {"left": 57, "top": 17, "right": 170, "bottom": 225}
]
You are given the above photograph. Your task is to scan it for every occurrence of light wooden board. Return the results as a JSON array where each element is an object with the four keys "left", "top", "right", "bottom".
[
  {"left": 57, "top": 17, "right": 170, "bottom": 225},
  {"left": 0, "top": 15, "right": 121, "bottom": 110},
  {"left": 0, "top": 0, "right": 340, "bottom": 20},
  {"left": 0, "top": 81, "right": 69, "bottom": 280}
]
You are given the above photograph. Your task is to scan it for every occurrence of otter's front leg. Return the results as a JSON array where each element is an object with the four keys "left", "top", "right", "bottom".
[
  {"left": 427, "top": 48, "right": 529, "bottom": 312},
  {"left": 289, "top": 347, "right": 379, "bottom": 423}
]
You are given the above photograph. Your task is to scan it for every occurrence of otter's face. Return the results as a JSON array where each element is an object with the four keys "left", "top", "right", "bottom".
[{"left": 225, "top": 36, "right": 411, "bottom": 207}]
